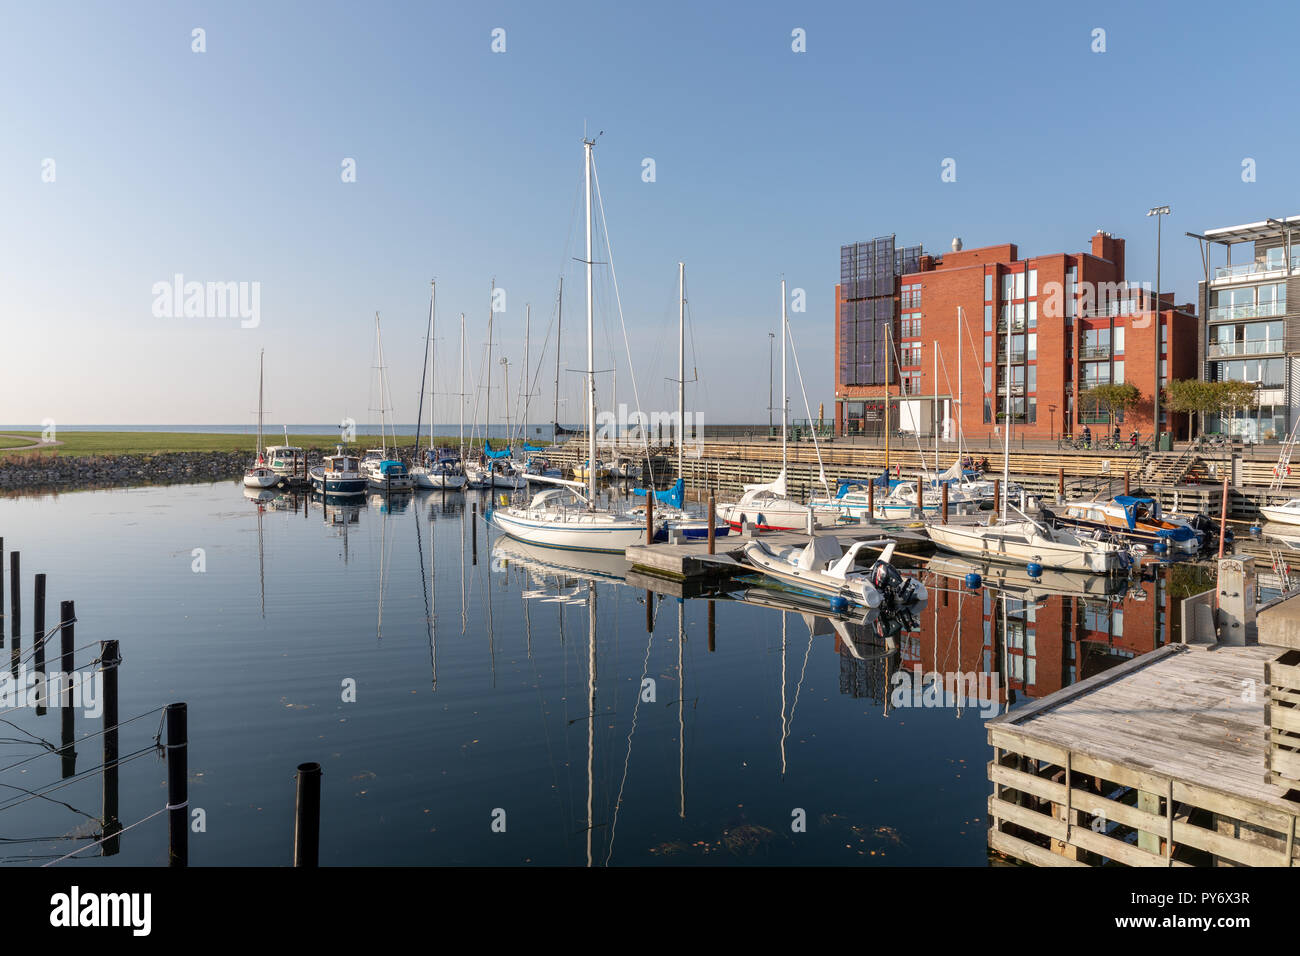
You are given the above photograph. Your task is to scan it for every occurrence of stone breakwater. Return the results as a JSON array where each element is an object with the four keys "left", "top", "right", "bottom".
[{"left": 0, "top": 451, "right": 252, "bottom": 493}]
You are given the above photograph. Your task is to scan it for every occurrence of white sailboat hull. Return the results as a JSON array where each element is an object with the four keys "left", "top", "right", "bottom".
[
  {"left": 926, "top": 521, "right": 1122, "bottom": 574},
  {"left": 489, "top": 506, "right": 650, "bottom": 553},
  {"left": 1260, "top": 504, "right": 1300, "bottom": 527}
]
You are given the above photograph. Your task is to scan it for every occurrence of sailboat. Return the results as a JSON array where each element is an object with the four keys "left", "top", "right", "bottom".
[
  {"left": 411, "top": 282, "right": 467, "bottom": 491},
  {"left": 488, "top": 136, "right": 661, "bottom": 553},
  {"left": 243, "top": 350, "right": 279, "bottom": 489},
  {"left": 361, "top": 312, "right": 415, "bottom": 492},
  {"left": 925, "top": 309, "right": 1132, "bottom": 575},
  {"left": 717, "top": 279, "right": 814, "bottom": 531}
]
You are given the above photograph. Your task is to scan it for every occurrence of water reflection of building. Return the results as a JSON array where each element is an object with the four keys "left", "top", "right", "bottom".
[{"left": 863, "top": 570, "right": 1172, "bottom": 709}]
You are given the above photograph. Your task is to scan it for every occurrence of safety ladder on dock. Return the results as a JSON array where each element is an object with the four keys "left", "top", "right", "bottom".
[{"left": 1270, "top": 420, "right": 1300, "bottom": 492}]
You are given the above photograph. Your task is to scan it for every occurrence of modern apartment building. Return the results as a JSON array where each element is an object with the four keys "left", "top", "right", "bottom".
[
  {"left": 834, "top": 230, "right": 1199, "bottom": 441},
  {"left": 1191, "top": 215, "right": 1300, "bottom": 441}
]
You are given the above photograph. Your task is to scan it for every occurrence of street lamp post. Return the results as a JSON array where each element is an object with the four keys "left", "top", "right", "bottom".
[
  {"left": 759, "top": 330, "right": 769, "bottom": 431},
  {"left": 1147, "top": 204, "right": 1170, "bottom": 444}
]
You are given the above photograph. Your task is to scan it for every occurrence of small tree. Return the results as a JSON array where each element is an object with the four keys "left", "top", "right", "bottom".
[
  {"left": 1212, "top": 380, "right": 1260, "bottom": 437},
  {"left": 1163, "top": 379, "right": 1215, "bottom": 438},
  {"left": 1080, "top": 383, "right": 1141, "bottom": 432}
]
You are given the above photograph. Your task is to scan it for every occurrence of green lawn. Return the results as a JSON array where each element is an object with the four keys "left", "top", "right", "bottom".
[{"left": 0, "top": 431, "right": 550, "bottom": 457}]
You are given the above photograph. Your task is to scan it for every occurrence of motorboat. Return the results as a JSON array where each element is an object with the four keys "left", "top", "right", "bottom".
[
  {"left": 264, "top": 445, "right": 306, "bottom": 481},
  {"left": 361, "top": 448, "right": 415, "bottom": 492},
  {"left": 741, "top": 535, "right": 927, "bottom": 610},
  {"left": 572, "top": 458, "right": 608, "bottom": 482},
  {"left": 926, "top": 517, "right": 1132, "bottom": 574},
  {"left": 1048, "top": 495, "right": 1201, "bottom": 553},
  {"left": 309, "top": 450, "right": 367, "bottom": 496},
  {"left": 1260, "top": 498, "right": 1300, "bottom": 527}
]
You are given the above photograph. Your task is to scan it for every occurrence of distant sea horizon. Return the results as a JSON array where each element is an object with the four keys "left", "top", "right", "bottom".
[{"left": 0, "top": 424, "right": 573, "bottom": 438}]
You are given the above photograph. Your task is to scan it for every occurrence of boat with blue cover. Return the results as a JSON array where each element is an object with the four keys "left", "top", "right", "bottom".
[{"left": 1048, "top": 494, "right": 1202, "bottom": 553}]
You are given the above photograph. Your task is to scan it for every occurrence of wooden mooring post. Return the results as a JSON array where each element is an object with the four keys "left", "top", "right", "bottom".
[
  {"left": 1057, "top": 467, "right": 1064, "bottom": 502},
  {"left": 294, "top": 761, "right": 322, "bottom": 867},
  {"left": 867, "top": 480, "right": 874, "bottom": 519},
  {"left": 166, "top": 701, "right": 188, "bottom": 867},
  {"left": 1218, "top": 477, "right": 1229, "bottom": 559},
  {"left": 59, "top": 600, "right": 75, "bottom": 778},
  {"left": 33, "top": 573, "right": 46, "bottom": 715},
  {"left": 916, "top": 476, "right": 924, "bottom": 516},
  {"left": 706, "top": 494, "right": 715, "bottom": 555},
  {"left": 101, "top": 639, "right": 121, "bottom": 856},
  {"left": 1124, "top": 470, "right": 1130, "bottom": 495},
  {"left": 941, "top": 483, "right": 949, "bottom": 524},
  {"left": 8, "top": 549, "right": 18, "bottom": 649},
  {"left": 993, "top": 479, "right": 1001, "bottom": 522}
]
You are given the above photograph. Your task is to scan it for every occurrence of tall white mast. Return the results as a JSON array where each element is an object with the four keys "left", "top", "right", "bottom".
[
  {"left": 933, "top": 339, "right": 939, "bottom": 475},
  {"left": 585, "top": 138, "right": 597, "bottom": 506},
  {"left": 524, "top": 303, "right": 531, "bottom": 446},
  {"left": 465, "top": 314, "right": 470, "bottom": 460},
  {"left": 780, "top": 278, "right": 788, "bottom": 475},
  {"left": 374, "top": 312, "right": 388, "bottom": 457},
  {"left": 678, "top": 261, "right": 685, "bottom": 480},
  {"left": 486, "top": 280, "right": 495, "bottom": 454},
  {"left": 256, "top": 348, "right": 264, "bottom": 461},
  {"left": 957, "top": 308, "right": 963, "bottom": 462},
  {"left": 434, "top": 282, "right": 444, "bottom": 455}
]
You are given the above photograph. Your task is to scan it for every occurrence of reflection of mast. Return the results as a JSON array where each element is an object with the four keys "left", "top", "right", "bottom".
[
  {"left": 586, "top": 580, "right": 596, "bottom": 868},
  {"left": 780, "top": 612, "right": 787, "bottom": 775},
  {"left": 460, "top": 497, "right": 467, "bottom": 637},
  {"left": 607, "top": 590, "right": 655, "bottom": 865},
  {"left": 678, "top": 598, "right": 685, "bottom": 819},
  {"left": 416, "top": 501, "right": 436, "bottom": 689},
  {"left": 256, "top": 504, "right": 266, "bottom": 619},
  {"left": 377, "top": 502, "right": 388, "bottom": 640}
]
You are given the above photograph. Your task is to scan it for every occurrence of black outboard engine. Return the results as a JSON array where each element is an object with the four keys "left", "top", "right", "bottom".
[
  {"left": 870, "top": 560, "right": 918, "bottom": 607},
  {"left": 1037, "top": 506, "right": 1058, "bottom": 528}
]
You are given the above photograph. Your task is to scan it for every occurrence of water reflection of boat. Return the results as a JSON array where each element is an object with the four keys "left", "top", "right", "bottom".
[
  {"left": 242, "top": 487, "right": 277, "bottom": 504},
  {"left": 367, "top": 492, "right": 411, "bottom": 514},
  {"left": 1260, "top": 522, "right": 1300, "bottom": 548},
  {"left": 726, "top": 583, "right": 909, "bottom": 661},
  {"left": 925, "top": 555, "right": 1127, "bottom": 600},
  {"left": 490, "top": 535, "right": 630, "bottom": 584}
]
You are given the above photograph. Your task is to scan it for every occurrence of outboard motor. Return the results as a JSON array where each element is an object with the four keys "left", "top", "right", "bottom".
[
  {"left": 1037, "top": 506, "right": 1058, "bottom": 528},
  {"left": 870, "top": 560, "right": 920, "bottom": 607}
]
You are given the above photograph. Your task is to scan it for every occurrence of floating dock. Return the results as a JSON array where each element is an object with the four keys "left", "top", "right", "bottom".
[{"left": 987, "top": 639, "right": 1300, "bottom": 867}]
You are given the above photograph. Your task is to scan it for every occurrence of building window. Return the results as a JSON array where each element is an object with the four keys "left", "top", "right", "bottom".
[
  {"left": 900, "top": 315, "right": 921, "bottom": 338},
  {"left": 1027, "top": 333, "right": 1037, "bottom": 360},
  {"left": 984, "top": 305, "right": 992, "bottom": 331},
  {"left": 985, "top": 274, "right": 993, "bottom": 301},
  {"left": 985, "top": 336, "right": 992, "bottom": 362},
  {"left": 1113, "top": 361, "right": 1124, "bottom": 384},
  {"left": 1065, "top": 266, "right": 1077, "bottom": 319},
  {"left": 1028, "top": 300, "right": 1037, "bottom": 329},
  {"left": 900, "top": 283, "right": 922, "bottom": 310},
  {"left": 1114, "top": 327, "right": 1125, "bottom": 354},
  {"left": 901, "top": 343, "right": 922, "bottom": 367}
]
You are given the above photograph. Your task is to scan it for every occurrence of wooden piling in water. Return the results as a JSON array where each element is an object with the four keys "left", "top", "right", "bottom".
[
  {"left": 166, "top": 701, "right": 188, "bottom": 867},
  {"left": 101, "top": 639, "right": 121, "bottom": 856},
  {"left": 33, "top": 574, "right": 45, "bottom": 715},
  {"left": 707, "top": 599, "right": 715, "bottom": 653},
  {"left": 1124, "top": 470, "right": 1130, "bottom": 495},
  {"left": 868, "top": 480, "right": 874, "bottom": 518},
  {"left": 993, "top": 479, "right": 1001, "bottom": 521},
  {"left": 706, "top": 494, "right": 715, "bottom": 555},
  {"left": 645, "top": 589, "right": 654, "bottom": 633},
  {"left": 59, "top": 600, "right": 75, "bottom": 778},
  {"left": 1057, "top": 467, "right": 1064, "bottom": 501},
  {"left": 294, "top": 761, "right": 322, "bottom": 867},
  {"left": 916, "top": 476, "right": 924, "bottom": 516},
  {"left": 8, "top": 550, "right": 18, "bottom": 648},
  {"left": 942, "top": 482, "right": 949, "bottom": 524}
]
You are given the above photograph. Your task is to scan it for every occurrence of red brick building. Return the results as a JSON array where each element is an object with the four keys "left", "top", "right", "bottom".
[{"left": 834, "top": 231, "right": 1199, "bottom": 441}]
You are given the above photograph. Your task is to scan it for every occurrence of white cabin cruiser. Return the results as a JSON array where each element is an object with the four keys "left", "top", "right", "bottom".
[
  {"left": 926, "top": 518, "right": 1131, "bottom": 575},
  {"left": 742, "top": 535, "right": 927, "bottom": 610}
]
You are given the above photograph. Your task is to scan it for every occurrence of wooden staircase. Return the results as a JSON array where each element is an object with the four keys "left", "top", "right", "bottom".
[{"left": 1138, "top": 450, "right": 1203, "bottom": 486}]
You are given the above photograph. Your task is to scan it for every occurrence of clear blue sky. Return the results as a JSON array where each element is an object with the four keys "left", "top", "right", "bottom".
[{"left": 4, "top": 0, "right": 1298, "bottom": 427}]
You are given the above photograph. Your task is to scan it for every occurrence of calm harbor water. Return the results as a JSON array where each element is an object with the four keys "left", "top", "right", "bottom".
[{"left": 0, "top": 482, "right": 1204, "bottom": 866}]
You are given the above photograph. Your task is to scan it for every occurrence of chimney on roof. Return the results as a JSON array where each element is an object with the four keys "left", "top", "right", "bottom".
[{"left": 952, "top": 237, "right": 963, "bottom": 252}]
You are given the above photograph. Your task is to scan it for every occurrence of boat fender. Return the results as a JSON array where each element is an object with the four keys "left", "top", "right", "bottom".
[
  {"left": 1026, "top": 562, "right": 1043, "bottom": 578},
  {"left": 964, "top": 572, "right": 982, "bottom": 589},
  {"left": 756, "top": 513, "right": 766, "bottom": 529}
]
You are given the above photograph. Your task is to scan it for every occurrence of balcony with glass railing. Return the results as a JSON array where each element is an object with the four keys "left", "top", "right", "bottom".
[
  {"left": 1079, "top": 344, "right": 1111, "bottom": 360},
  {"left": 1207, "top": 300, "right": 1287, "bottom": 322},
  {"left": 995, "top": 318, "right": 1027, "bottom": 333},
  {"left": 1207, "top": 339, "right": 1284, "bottom": 358},
  {"left": 1212, "top": 253, "right": 1300, "bottom": 282}
]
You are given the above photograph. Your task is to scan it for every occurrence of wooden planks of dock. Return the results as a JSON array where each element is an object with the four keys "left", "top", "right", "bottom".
[{"left": 987, "top": 643, "right": 1299, "bottom": 867}]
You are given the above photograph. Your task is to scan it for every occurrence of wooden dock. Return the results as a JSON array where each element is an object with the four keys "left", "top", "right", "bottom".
[
  {"left": 623, "top": 522, "right": 941, "bottom": 582},
  {"left": 987, "top": 642, "right": 1300, "bottom": 867}
]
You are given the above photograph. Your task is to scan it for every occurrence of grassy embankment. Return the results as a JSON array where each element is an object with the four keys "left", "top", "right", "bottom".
[{"left": 0, "top": 432, "right": 550, "bottom": 457}]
